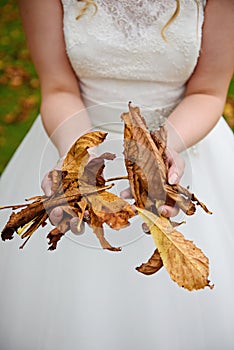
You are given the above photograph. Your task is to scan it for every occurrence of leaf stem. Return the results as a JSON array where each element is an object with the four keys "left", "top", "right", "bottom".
[
  {"left": 0, "top": 204, "right": 28, "bottom": 210},
  {"left": 105, "top": 175, "right": 129, "bottom": 182}
]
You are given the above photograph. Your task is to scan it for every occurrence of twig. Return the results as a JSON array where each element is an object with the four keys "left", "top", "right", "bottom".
[{"left": 105, "top": 175, "right": 129, "bottom": 182}]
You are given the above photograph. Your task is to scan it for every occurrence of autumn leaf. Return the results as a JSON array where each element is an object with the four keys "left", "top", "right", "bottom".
[
  {"left": 77, "top": 197, "right": 88, "bottom": 230},
  {"left": 0, "top": 104, "right": 214, "bottom": 292},
  {"left": 122, "top": 104, "right": 166, "bottom": 209},
  {"left": 1, "top": 131, "right": 134, "bottom": 251},
  {"left": 88, "top": 207, "right": 121, "bottom": 251},
  {"left": 136, "top": 248, "right": 163, "bottom": 275},
  {"left": 62, "top": 131, "right": 107, "bottom": 178},
  {"left": 137, "top": 207, "right": 213, "bottom": 291},
  {"left": 122, "top": 103, "right": 211, "bottom": 216},
  {"left": 80, "top": 152, "right": 116, "bottom": 188},
  {"left": 86, "top": 189, "right": 135, "bottom": 230}
]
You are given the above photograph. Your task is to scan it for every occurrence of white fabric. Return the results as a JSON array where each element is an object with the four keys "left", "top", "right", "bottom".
[
  {"left": 63, "top": 0, "right": 204, "bottom": 116},
  {"left": 0, "top": 1, "right": 234, "bottom": 349}
]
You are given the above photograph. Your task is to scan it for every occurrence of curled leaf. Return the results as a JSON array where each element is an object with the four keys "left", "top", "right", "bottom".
[
  {"left": 89, "top": 207, "right": 121, "bottom": 251},
  {"left": 62, "top": 131, "right": 107, "bottom": 177},
  {"left": 122, "top": 103, "right": 211, "bottom": 216},
  {"left": 136, "top": 248, "right": 163, "bottom": 275},
  {"left": 86, "top": 189, "right": 135, "bottom": 230},
  {"left": 0, "top": 104, "right": 213, "bottom": 292}
]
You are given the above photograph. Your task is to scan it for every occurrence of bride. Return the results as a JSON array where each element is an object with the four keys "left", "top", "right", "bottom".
[{"left": 0, "top": 1, "right": 234, "bottom": 349}]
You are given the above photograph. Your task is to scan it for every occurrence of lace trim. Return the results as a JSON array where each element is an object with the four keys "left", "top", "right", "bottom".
[
  {"left": 96, "top": 0, "right": 171, "bottom": 38},
  {"left": 91, "top": 0, "right": 205, "bottom": 39},
  {"left": 61, "top": 0, "right": 206, "bottom": 121},
  {"left": 141, "top": 104, "right": 175, "bottom": 131},
  {"left": 143, "top": 105, "right": 199, "bottom": 155}
]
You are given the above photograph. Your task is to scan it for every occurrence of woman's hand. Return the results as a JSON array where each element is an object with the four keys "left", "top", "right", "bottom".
[
  {"left": 41, "top": 159, "right": 85, "bottom": 235},
  {"left": 159, "top": 147, "right": 185, "bottom": 217},
  {"left": 41, "top": 150, "right": 97, "bottom": 234}
]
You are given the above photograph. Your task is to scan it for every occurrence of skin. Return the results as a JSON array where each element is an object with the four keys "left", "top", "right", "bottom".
[{"left": 17, "top": 0, "right": 234, "bottom": 229}]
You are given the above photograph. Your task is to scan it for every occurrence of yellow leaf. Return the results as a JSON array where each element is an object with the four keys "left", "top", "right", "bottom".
[
  {"left": 137, "top": 207, "right": 213, "bottom": 291},
  {"left": 62, "top": 131, "right": 107, "bottom": 177},
  {"left": 77, "top": 197, "right": 87, "bottom": 231}
]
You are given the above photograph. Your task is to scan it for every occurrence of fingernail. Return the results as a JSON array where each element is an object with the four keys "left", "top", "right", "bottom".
[
  {"left": 142, "top": 223, "right": 150, "bottom": 234},
  {"left": 72, "top": 218, "right": 79, "bottom": 225},
  {"left": 45, "top": 189, "right": 52, "bottom": 196},
  {"left": 159, "top": 207, "right": 167, "bottom": 216},
  {"left": 54, "top": 207, "right": 62, "bottom": 217},
  {"left": 120, "top": 190, "right": 128, "bottom": 199},
  {"left": 169, "top": 174, "right": 178, "bottom": 185},
  {"left": 83, "top": 213, "right": 90, "bottom": 222}
]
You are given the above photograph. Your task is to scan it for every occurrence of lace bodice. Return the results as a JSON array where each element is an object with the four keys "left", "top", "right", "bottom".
[
  {"left": 96, "top": 0, "right": 171, "bottom": 38},
  {"left": 61, "top": 0, "right": 206, "bottom": 130}
]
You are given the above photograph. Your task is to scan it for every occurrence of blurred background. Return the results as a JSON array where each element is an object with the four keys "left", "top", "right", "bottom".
[{"left": 0, "top": 0, "right": 234, "bottom": 175}]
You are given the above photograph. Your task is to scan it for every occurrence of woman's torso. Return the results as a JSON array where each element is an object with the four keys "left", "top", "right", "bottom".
[{"left": 61, "top": 0, "right": 206, "bottom": 130}]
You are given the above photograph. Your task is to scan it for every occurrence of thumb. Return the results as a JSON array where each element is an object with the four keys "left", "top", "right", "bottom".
[
  {"left": 166, "top": 148, "right": 185, "bottom": 185},
  {"left": 168, "top": 166, "right": 179, "bottom": 185},
  {"left": 41, "top": 173, "right": 53, "bottom": 196},
  {"left": 49, "top": 207, "right": 64, "bottom": 226}
]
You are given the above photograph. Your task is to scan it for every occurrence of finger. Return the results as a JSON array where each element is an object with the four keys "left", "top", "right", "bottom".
[
  {"left": 158, "top": 205, "right": 179, "bottom": 218},
  {"left": 83, "top": 210, "right": 91, "bottom": 223},
  {"left": 131, "top": 204, "right": 137, "bottom": 214},
  {"left": 167, "top": 155, "right": 185, "bottom": 185},
  {"left": 49, "top": 207, "right": 64, "bottom": 226},
  {"left": 55, "top": 155, "right": 66, "bottom": 170},
  {"left": 120, "top": 187, "right": 132, "bottom": 199},
  {"left": 70, "top": 217, "right": 85, "bottom": 235},
  {"left": 168, "top": 166, "right": 179, "bottom": 185},
  {"left": 41, "top": 173, "right": 53, "bottom": 196},
  {"left": 142, "top": 222, "right": 150, "bottom": 234}
]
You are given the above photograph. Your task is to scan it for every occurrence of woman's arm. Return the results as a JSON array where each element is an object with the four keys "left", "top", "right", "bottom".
[
  {"left": 158, "top": 0, "right": 234, "bottom": 216},
  {"left": 17, "top": 0, "right": 92, "bottom": 157},
  {"left": 167, "top": 0, "right": 234, "bottom": 152}
]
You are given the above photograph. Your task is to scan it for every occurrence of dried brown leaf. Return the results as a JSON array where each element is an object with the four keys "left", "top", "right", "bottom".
[
  {"left": 122, "top": 103, "right": 211, "bottom": 216},
  {"left": 122, "top": 104, "right": 166, "bottom": 208},
  {"left": 47, "top": 215, "right": 71, "bottom": 251},
  {"left": 81, "top": 152, "right": 116, "bottom": 187},
  {"left": 89, "top": 207, "right": 121, "bottom": 251},
  {"left": 136, "top": 248, "right": 163, "bottom": 275},
  {"left": 0, "top": 104, "right": 213, "bottom": 291},
  {"left": 86, "top": 190, "right": 135, "bottom": 230}
]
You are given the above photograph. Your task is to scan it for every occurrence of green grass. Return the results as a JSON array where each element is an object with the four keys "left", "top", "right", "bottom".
[
  {"left": 0, "top": 0, "right": 40, "bottom": 174},
  {"left": 228, "top": 78, "right": 234, "bottom": 96}
]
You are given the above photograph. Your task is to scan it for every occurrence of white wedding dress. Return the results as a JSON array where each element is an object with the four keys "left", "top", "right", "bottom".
[{"left": 1, "top": 1, "right": 234, "bottom": 349}]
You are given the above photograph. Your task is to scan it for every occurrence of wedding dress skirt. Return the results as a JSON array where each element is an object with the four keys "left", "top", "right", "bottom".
[
  {"left": 0, "top": 111, "right": 234, "bottom": 350},
  {"left": 1, "top": 0, "right": 234, "bottom": 349}
]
